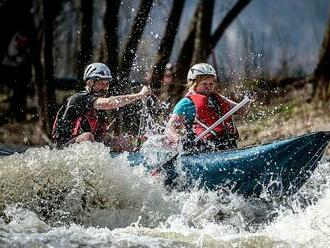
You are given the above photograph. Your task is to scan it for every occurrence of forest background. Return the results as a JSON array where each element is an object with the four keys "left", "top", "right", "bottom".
[{"left": 0, "top": 0, "right": 329, "bottom": 151}]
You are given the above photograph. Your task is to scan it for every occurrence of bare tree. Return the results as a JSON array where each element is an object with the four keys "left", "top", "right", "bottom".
[
  {"left": 119, "top": 0, "right": 154, "bottom": 84},
  {"left": 43, "top": 1, "right": 62, "bottom": 128},
  {"left": 150, "top": 0, "right": 185, "bottom": 93},
  {"left": 168, "top": 6, "right": 199, "bottom": 107},
  {"left": 27, "top": 0, "right": 50, "bottom": 139},
  {"left": 104, "top": 0, "right": 120, "bottom": 80},
  {"left": 208, "top": 0, "right": 251, "bottom": 57},
  {"left": 170, "top": 0, "right": 252, "bottom": 106},
  {"left": 313, "top": 11, "right": 330, "bottom": 102},
  {"left": 24, "top": 0, "right": 62, "bottom": 138},
  {"left": 77, "top": 0, "right": 93, "bottom": 87},
  {"left": 191, "top": 0, "right": 214, "bottom": 64},
  {"left": 30, "top": 18, "right": 49, "bottom": 140},
  {"left": 103, "top": 0, "right": 154, "bottom": 135}
]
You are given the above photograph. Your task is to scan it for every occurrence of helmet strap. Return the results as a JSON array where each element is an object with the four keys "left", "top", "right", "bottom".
[{"left": 90, "top": 81, "right": 95, "bottom": 93}]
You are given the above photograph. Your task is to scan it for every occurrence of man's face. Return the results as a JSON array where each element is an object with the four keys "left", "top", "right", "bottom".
[{"left": 87, "top": 79, "right": 110, "bottom": 96}]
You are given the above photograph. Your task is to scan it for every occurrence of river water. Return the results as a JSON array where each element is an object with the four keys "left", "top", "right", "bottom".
[{"left": 0, "top": 142, "right": 329, "bottom": 247}]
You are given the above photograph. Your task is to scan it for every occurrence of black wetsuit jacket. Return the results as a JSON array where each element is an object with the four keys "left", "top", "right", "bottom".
[{"left": 51, "top": 91, "right": 109, "bottom": 147}]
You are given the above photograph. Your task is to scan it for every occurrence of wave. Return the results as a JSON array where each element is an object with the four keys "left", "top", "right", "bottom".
[{"left": 0, "top": 143, "right": 329, "bottom": 246}]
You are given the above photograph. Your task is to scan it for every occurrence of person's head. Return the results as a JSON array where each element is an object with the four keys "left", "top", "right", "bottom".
[
  {"left": 187, "top": 63, "right": 217, "bottom": 95},
  {"left": 163, "top": 63, "right": 174, "bottom": 85},
  {"left": 83, "top": 63, "right": 112, "bottom": 96},
  {"left": 144, "top": 71, "right": 152, "bottom": 83}
]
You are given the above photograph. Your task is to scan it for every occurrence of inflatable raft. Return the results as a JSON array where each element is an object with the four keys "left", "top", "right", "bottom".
[{"left": 125, "top": 132, "right": 330, "bottom": 197}]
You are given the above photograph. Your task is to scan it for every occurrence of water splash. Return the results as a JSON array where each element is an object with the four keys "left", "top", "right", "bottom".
[
  {"left": 0, "top": 143, "right": 174, "bottom": 227},
  {"left": 0, "top": 144, "right": 329, "bottom": 247}
]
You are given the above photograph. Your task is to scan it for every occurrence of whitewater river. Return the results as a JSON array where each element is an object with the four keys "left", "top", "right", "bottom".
[{"left": 0, "top": 142, "right": 329, "bottom": 247}]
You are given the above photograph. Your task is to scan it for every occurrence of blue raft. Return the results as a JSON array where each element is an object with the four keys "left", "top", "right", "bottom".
[{"left": 126, "top": 131, "right": 330, "bottom": 197}]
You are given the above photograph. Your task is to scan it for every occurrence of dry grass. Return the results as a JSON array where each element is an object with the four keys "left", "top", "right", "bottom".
[
  {"left": 240, "top": 102, "right": 330, "bottom": 141},
  {"left": 238, "top": 87, "right": 330, "bottom": 154}
]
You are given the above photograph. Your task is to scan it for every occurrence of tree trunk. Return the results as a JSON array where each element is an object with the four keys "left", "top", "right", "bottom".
[
  {"left": 119, "top": 0, "right": 153, "bottom": 85},
  {"left": 313, "top": 10, "right": 330, "bottom": 102},
  {"left": 171, "top": 0, "right": 252, "bottom": 105},
  {"left": 104, "top": 0, "right": 120, "bottom": 92},
  {"left": 116, "top": 0, "right": 153, "bottom": 136},
  {"left": 150, "top": 0, "right": 185, "bottom": 94},
  {"left": 43, "top": 0, "right": 58, "bottom": 129},
  {"left": 208, "top": 0, "right": 251, "bottom": 56},
  {"left": 191, "top": 0, "right": 214, "bottom": 64},
  {"left": 102, "top": 0, "right": 121, "bottom": 135},
  {"left": 78, "top": 0, "right": 94, "bottom": 87},
  {"left": 29, "top": 1, "right": 48, "bottom": 140},
  {"left": 27, "top": 0, "right": 60, "bottom": 139},
  {"left": 169, "top": 6, "right": 199, "bottom": 107}
]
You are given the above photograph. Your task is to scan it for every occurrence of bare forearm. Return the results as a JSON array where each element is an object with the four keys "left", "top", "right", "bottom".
[
  {"left": 94, "top": 93, "right": 143, "bottom": 109},
  {"left": 165, "top": 125, "right": 181, "bottom": 144},
  {"left": 109, "top": 93, "right": 144, "bottom": 108},
  {"left": 165, "top": 115, "right": 187, "bottom": 144}
]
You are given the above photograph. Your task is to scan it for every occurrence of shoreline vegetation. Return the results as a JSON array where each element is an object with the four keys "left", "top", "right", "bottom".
[
  {"left": 0, "top": 83, "right": 329, "bottom": 155},
  {"left": 1, "top": 0, "right": 329, "bottom": 157},
  {"left": 239, "top": 84, "right": 330, "bottom": 155}
]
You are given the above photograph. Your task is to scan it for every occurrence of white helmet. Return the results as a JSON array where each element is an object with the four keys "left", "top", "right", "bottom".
[
  {"left": 187, "top": 63, "right": 216, "bottom": 80},
  {"left": 83, "top": 63, "right": 112, "bottom": 81}
]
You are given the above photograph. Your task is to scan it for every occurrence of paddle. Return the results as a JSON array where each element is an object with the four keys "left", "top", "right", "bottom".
[
  {"left": 0, "top": 148, "right": 14, "bottom": 156},
  {"left": 0, "top": 147, "right": 22, "bottom": 156},
  {"left": 137, "top": 98, "right": 148, "bottom": 148},
  {"left": 194, "top": 94, "right": 253, "bottom": 142}
]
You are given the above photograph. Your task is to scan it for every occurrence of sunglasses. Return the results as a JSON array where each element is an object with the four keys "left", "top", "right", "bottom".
[{"left": 92, "top": 78, "right": 111, "bottom": 84}]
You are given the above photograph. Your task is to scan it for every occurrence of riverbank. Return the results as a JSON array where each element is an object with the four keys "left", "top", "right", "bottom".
[
  {"left": 238, "top": 85, "right": 330, "bottom": 154},
  {"left": 0, "top": 84, "right": 329, "bottom": 153}
]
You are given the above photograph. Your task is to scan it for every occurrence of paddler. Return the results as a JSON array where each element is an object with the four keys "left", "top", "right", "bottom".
[
  {"left": 165, "top": 63, "right": 256, "bottom": 152},
  {"left": 51, "top": 62, "right": 151, "bottom": 148}
]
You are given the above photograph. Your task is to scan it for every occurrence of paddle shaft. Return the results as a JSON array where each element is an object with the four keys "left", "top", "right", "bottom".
[
  {"left": 194, "top": 96, "right": 251, "bottom": 142},
  {"left": 138, "top": 99, "right": 147, "bottom": 137},
  {"left": 137, "top": 85, "right": 157, "bottom": 148}
]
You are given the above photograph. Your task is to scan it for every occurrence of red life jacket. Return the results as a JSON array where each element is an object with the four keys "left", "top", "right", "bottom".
[
  {"left": 71, "top": 108, "right": 108, "bottom": 139},
  {"left": 186, "top": 92, "right": 239, "bottom": 141}
]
